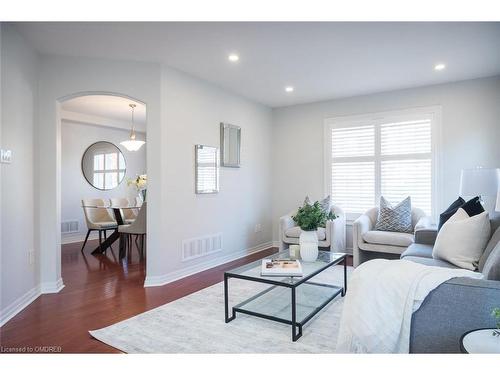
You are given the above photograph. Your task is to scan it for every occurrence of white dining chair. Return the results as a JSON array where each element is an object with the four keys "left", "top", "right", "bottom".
[
  {"left": 118, "top": 202, "right": 147, "bottom": 258},
  {"left": 109, "top": 197, "right": 138, "bottom": 224},
  {"left": 81, "top": 198, "right": 117, "bottom": 252}
]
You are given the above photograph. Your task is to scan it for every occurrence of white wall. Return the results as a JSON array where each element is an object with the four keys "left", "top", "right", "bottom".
[
  {"left": 146, "top": 66, "right": 274, "bottom": 285},
  {"left": 36, "top": 55, "right": 163, "bottom": 292},
  {"left": 61, "top": 120, "right": 146, "bottom": 243},
  {"left": 35, "top": 55, "right": 274, "bottom": 291},
  {"left": 271, "top": 76, "right": 500, "bottom": 250},
  {"left": 0, "top": 24, "right": 39, "bottom": 323}
]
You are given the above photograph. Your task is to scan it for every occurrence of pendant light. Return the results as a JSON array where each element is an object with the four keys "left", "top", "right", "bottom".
[{"left": 120, "top": 103, "right": 145, "bottom": 151}]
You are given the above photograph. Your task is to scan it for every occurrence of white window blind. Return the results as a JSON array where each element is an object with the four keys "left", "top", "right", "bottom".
[
  {"left": 327, "top": 109, "right": 438, "bottom": 216},
  {"left": 195, "top": 145, "right": 219, "bottom": 194}
]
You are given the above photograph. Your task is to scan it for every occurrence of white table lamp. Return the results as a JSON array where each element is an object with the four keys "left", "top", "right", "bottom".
[
  {"left": 459, "top": 167, "right": 499, "bottom": 211},
  {"left": 496, "top": 168, "right": 500, "bottom": 212},
  {"left": 496, "top": 189, "right": 500, "bottom": 212}
]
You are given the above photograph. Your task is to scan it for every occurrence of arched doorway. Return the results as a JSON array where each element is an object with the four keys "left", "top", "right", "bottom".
[{"left": 56, "top": 92, "right": 148, "bottom": 288}]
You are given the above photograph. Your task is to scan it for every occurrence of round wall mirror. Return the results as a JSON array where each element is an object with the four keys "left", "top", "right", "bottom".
[{"left": 81, "top": 141, "right": 126, "bottom": 190}]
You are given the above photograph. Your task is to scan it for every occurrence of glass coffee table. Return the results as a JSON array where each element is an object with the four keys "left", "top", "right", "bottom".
[{"left": 224, "top": 250, "right": 347, "bottom": 341}]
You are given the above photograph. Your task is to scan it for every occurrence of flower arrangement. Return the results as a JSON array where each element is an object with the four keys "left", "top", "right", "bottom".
[
  {"left": 292, "top": 199, "right": 337, "bottom": 231},
  {"left": 128, "top": 174, "right": 147, "bottom": 201}
]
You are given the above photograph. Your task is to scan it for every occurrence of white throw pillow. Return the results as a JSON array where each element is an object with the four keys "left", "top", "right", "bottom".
[{"left": 432, "top": 208, "right": 491, "bottom": 270}]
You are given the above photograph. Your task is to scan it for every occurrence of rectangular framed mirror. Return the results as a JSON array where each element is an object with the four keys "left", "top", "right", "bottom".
[
  {"left": 220, "top": 122, "right": 241, "bottom": 168},
  {"left": 195, "top": 144, "right": 219, "bottom": 194}
]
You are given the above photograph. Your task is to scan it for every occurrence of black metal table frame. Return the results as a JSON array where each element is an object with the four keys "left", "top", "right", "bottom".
[
  {"left": 91, "top": 207, "right": 127, "bottom": 259},
  {"left": 224, "top": 254, "right": 347, "bottom": 342}
]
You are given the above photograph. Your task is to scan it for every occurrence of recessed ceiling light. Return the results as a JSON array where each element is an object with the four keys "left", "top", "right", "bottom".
[
  {"left": 434, "top": 63, "right": 446, "bottom": 71},
  {"left": 228, "top": 54, "right": 239, "bottom": 62},
  {"left": 285, "top": 86, "right": 294, "bottom": 93}
]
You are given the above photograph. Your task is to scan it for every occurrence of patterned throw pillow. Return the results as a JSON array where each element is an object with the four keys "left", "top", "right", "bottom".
[
  {"left": 375, "top": 196, "right": 413, "bottom": 233},
  {"left": 303, "top": 195, "right": 331, "bottom": 215},
  {"left": 320, "top": 195, "right": 332, "bottom": 214}
]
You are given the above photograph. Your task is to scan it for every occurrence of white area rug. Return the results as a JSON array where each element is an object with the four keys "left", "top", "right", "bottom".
[{"left": 90, "top": 265, "right": 352, "bottom": 353}]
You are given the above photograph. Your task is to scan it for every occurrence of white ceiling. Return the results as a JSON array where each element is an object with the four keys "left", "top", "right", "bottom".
[
  {"left": 15, "top": 22, "right": 500, "bottom": 107},
  {"left": 61, "top": 94, "right": 146, "bottom": 126}
]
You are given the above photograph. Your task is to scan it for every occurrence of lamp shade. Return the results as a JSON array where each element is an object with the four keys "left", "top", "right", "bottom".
[
  {"left": 459, "top": 167, "right": 499, "bottom": 197},
  {"left": 496, "top": 169, "right": 500, "bottom": 212},
  {"left": 120, "top": 139, "right": 145, "bottom": 152},
  {"left": 496, "top": 189, "right": 500, "bottom": 212}
]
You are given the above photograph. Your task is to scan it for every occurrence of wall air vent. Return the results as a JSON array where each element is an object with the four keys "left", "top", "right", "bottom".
[
  {"left": 182, "top": 233, "right": 223, "bottom": 261},
  {"left": 61, "top": 220, "right": 79, "bottom": 234}
]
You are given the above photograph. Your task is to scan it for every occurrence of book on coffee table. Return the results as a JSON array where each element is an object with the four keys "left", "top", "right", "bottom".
[{"left": 261, "top": 259, "right": 303, "bottom": 277}]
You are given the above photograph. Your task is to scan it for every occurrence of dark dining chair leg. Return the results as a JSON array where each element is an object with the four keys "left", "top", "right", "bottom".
[
  {"left": 99, "top": 230, "right": 103, "bottom": 251},
  {"left": 137, "top": 234, "right": 143, "bottom": 258},
  {"left": 81, "top": 230, "right": 91, "bottom": 252}
]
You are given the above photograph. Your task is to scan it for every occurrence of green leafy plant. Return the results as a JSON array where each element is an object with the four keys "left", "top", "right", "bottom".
[
  {"left": 492, "top": 307, "right": 500, "bottom": 336},
  {"left": 292, "top": 200, "right": 337, "bottom": 231}
]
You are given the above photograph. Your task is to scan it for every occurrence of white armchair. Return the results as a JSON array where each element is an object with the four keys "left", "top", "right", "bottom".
[
  {"left": 279, "top": 204, "right": 346, "bottom": 252},
  {"left": 352, "top": 206, "right": 426, "bottom": 267}
]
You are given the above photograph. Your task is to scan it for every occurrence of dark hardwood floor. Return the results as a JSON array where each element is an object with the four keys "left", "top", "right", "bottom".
[{"left": 0, "top": 240, "right": 352, "bottom": 353}]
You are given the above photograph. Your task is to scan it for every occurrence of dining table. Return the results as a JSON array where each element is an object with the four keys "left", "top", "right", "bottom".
[{"left": 84, "top": 205, "right": 141, "bottom": 258}]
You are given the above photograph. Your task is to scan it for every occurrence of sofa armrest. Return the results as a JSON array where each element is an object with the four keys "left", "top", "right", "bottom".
[
  {"left": 353, "top": 214, "right": 373, "bottom": 239},
  {"left": 410, "top": 277, "right": 500, "bottom": 353},
  {"left": 352, "top": 214, "right": 374, "bottom": 267},
  {"left": 414, "top": 216, "right": 438, "bottom": 245},
  {"left": 327, "top": 210, "right": 346, "bottom": 252},
  {"left": 279, "top": 214, "right": 295, "bottom": 242}
]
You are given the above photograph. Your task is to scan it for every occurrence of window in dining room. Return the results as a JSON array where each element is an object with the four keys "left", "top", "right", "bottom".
[{"left": 93, "top": 151, "right": 126, "bottom": 190}]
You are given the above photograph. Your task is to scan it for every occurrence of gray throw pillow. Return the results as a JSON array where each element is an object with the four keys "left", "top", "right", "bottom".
[
  {"left": 375, "top": 196, "right": 413, "bottom": 233},
  {"left": 482, "top": 241, "right": 500, "bottom": 281},
  {"left": 479, "top": 226, "right": 500, "bottom": 271}
]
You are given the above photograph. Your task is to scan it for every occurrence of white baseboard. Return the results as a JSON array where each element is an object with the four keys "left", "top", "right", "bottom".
[
  {"left": 40, "top": 278, "right": 65, "bottom": 294},
  {"left": 61, "top": 231, "right": 99, "bottom": 245},
  {"left": 0, "top": 285, "right": 41, "bottom": 327},
  {"left": 144, "top": 241, "right": 275, "bottom": 287}
]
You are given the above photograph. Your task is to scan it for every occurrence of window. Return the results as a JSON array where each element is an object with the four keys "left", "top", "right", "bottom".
[
  {"left": 325, "top": 107, "right": 440, "bottom": 218},
  {"left": 195, "top": 145, "right": 219, "bottom": 194},
  {"left": 93, "top": 151, "right": 126, "bottom": 190}
]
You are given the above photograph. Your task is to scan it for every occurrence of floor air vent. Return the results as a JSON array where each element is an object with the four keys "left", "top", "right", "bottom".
[
  {"left": 182, "top": 233, "right": 223, "bottom": 261},
  {"left": 61, "top": 220, "right": 79, "bottom": 234}
]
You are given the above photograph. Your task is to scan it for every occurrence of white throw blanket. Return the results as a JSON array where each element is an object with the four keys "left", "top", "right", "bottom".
[{"left": 336, "top": 259, "right": 482, "bottom": 353}]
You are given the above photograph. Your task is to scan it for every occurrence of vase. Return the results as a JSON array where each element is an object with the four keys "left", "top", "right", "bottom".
[{"left": 299, "top": 230, "right": 319, "bottom": 262}]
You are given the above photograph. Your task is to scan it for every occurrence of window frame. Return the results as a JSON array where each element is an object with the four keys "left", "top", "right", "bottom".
[
  {"left": 92, "top": 150, "right": 126, "bottom": 190},
  {"left": 324, "top": 106, "right": 442, "bottom": 221}
]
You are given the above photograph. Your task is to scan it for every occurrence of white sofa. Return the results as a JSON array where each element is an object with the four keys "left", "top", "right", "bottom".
[
  {"left": 352, "top": 206, "right": 426, "bottom": 267},
  {"left": 279, "top": 204, "right": 346, "bottom": 252}
]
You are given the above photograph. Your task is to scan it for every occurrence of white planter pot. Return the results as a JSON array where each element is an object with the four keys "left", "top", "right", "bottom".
[{"left": 299, "top": 230, "right": 319, "bottom": 262}]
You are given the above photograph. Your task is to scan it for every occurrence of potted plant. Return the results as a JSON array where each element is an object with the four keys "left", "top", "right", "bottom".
[
  {"left": 292, "top": 199, "right": 337, "bottom": 262},
  {"left": 492, "top": 307, "right": 500, "bottom": 337}
]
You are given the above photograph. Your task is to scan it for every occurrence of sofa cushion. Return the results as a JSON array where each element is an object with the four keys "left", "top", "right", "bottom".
[
  {"left": 284, "top": 226, "right": 326, "bottom": 241},
  {"left": 432, "top": 209, "right": 490, "bottom": 271},
  {"left": 460, "top": 196, "right": 485, "bottom": 217},
  {"left": 401, "top": 243, "right": 433, "bottom": 259},
  {"left": 363, "top": 230, "right": 414, "bottom": 247},
  {"left": 375, "top": 196, "right": 413, "bottom": 233},
  {"left": 482, "top": 241, "right": 500, "bottom": 281},
  {"left": 438, "top": 196, "right": 465, "bottom": 231},
  {"left": 479, "top": 225, "right": 500, "bottom": 272},
  {"left": 403, "top": 256, "right": 460, "bottom": 269}
]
